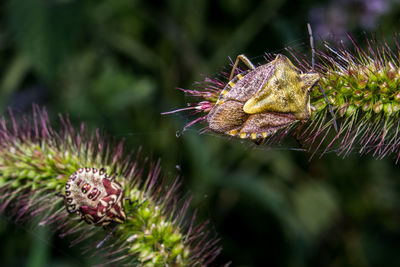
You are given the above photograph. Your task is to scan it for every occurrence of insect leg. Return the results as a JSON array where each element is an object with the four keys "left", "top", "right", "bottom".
[
  {"left": 123, "top": 198, "right": 147, "bottom": 216},
  {"left": 229, "top": 54, "right": 256, "bottom": 81},
  {"left": 97, "top": 224, "right": 118, "bottom": 248},
  {"left": 125, "top": 198, "right": 138, "bottom": 206},
  {"left": 126, "top": 199, "right": 147, "bottom": 216},
  {"left": 96, "top": 199, "right": 147, "bottom": 249},
  {"left": 319, "top": 84, "right": 338, "bottom": 132}
]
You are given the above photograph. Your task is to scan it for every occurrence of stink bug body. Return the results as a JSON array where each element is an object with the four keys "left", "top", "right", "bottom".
[
  {"left": 207, "top": 54, "right": 320, "bottom": 140},
  {"left": 64, "top": 167, "right": 126, "bottom": 226}
]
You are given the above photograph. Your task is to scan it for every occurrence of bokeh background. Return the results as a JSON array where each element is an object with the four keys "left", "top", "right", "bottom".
[{"left": 1, "top": 0, "right": 400, "bottom": 266}]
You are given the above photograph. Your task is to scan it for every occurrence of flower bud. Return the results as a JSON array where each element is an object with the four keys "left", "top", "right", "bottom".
[{"left": 373, "top": 101, "right": 383, "bottom": 113}]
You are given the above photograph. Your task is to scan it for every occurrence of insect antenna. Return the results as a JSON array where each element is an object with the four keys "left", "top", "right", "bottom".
[
  {"left": 307, "top": 23, "right": 338, "bottom": 132},
  {"left": 308, "top": 23, "right": 316, "bottom": 70}
]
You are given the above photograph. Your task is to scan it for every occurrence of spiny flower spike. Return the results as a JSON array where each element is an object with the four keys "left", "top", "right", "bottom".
[
  {"left": 0, "top": 106, "right": 221, "bottom": 266},
  {"left": 297, "top": 35, "right": 400, "bottom": 161},
  {"left": 164, "top": 35, "right": 400, "bottom": 162}
]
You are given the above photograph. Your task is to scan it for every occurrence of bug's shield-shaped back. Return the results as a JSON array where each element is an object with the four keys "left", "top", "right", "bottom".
[{"left": 243, "top": 55, "right": 319, "bottom": 120}]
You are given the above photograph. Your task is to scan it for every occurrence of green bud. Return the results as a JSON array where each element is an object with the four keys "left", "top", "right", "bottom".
[
  {"left": 386, "top": 69, "right": 395, "bottom": 80},
  {"left": 380, "top": 94, "right": 390, "bottom": 102},
  {"left": 369, "top": 81, "right": 379, "bottom": 91},
  {"left": 328, "top": 95, "right": 336, "bottom": 105},
  {"left": 380, "top": 82, "right": 389, "bottom": 93},
  {"left": 373, "top": 101, "right": 383, "bottom": 113},
  {"left": 167, "top": 232, "right": 182, "bottom": 244},
  {"left": 393, "top": 103, "right": 400, "bottom": 112},
  {"left": 46, "top": 181, "right": 60, "bottom": 189},
  {"left": 384, "top": 103, "right": 393, "bottom": 116},
  {"left": 346, "top": 104, "right": 356, "bottom": 117},
  {"left": 362, "top": 101, "right": 372, "bottom": 112},
  {"left": 394, "top": 91, "right": 400, "bottom": 102},
  {"left": 171, "top": 244, "right": 185, "bottom": 258},
  {"left": 388, "top": 78, "right": 398, "bottom": 90},
  {"left": 353, "top": 90, "right": 363, "bottom": 98},
  {"left": 369, "top": 75, "right": 378, "bottom": 83},
  {"left": 340, "top": 85, "right": 352, "bottom": 94},
  {"left": 11, "top": 180, "right": 21, "bottom": 187},
  {"left": 359, "top": 79, "right": 368, "bottom": 89},
  {"left": 353, "top": 99, "right": 363, "bottom": 107},
  {"left": 313, "top": 100, "right": 327, "bottom": 113},
  {"left": 31, "top": 183, "right": 39, "bottom": 190},
  {"left": 363, "top": 90, "right": 372, "bottom": 99},
  {"left": 338, "top": 103, "right": 348, "bottom": 117}
]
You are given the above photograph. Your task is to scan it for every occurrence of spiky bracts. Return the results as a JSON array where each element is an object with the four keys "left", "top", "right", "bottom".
[
  {"left": 166, "top": 36, "right": 400, "bottom": 162},
  {"left": 0, "top": 106, "right": 220, "bottom": 266},
  {"left": 301, "top": 37, "right": 400, "bottom": 161}
]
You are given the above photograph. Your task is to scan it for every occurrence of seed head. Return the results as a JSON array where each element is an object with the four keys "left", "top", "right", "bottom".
[{"left": 0, "top": 105, "right": 221, "bottom": 266}]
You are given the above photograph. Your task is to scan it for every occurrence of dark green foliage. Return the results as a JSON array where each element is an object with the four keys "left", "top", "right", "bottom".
[{"left": 2, "top": 0, "right": 400, "bottom": 266}]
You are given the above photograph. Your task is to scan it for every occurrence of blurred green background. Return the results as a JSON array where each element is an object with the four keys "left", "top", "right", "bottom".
[{"left": 1, "top": 0, "right": 400, "bottom": 266}]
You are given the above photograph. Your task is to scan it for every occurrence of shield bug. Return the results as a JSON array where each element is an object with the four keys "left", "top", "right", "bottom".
[
  {"left": 207, "top": 53, "right": 320, "bottom": 140},
  {"left": 63, "top": 167, "right": 126, "bottom": 226}
]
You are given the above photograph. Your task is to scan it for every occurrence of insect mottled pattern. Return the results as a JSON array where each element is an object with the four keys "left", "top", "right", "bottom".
[
  {"left": 64, "top": 167, "right": 126, "bottom": 226},
  {"left": 207, "top": 54, "right": 320, "bottom": 140}
]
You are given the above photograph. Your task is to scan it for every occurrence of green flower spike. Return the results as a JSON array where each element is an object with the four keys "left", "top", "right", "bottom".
[{"left": 0, "top": 106, "right": 221, "bottom": 266}]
